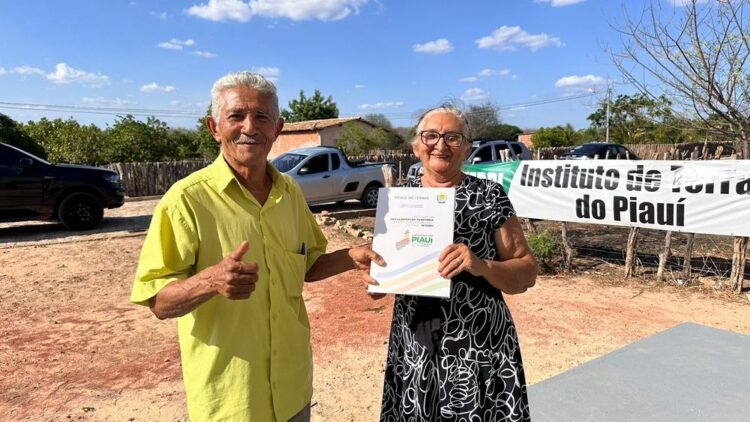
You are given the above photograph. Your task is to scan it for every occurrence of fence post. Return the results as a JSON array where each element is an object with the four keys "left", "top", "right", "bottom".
[
  {"left": 560, "top": 222, "right": 574, "bottom": 270},
  {"left": 624, "top": 227, "right": 640, "bottom": 279},
  {"left": 730, "top": 237, "right": 748, "bottom": 292},
  {"left": 657, "top": 230, "right": 672, "bottom": 283}
]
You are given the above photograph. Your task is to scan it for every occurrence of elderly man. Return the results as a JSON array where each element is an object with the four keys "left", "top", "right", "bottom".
[{"left": 130, "top": 71, "right": 381, "bottom": 421}]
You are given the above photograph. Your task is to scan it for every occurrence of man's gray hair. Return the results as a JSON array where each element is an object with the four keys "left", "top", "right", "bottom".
[
  {"left": 210, "top": 72, "right": 279, "bottom": 122},
  {"left": 412, "top": 102, "right": 472, "bottom": 145}
]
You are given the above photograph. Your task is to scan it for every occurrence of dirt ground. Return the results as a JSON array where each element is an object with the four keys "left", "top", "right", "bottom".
[{"left": 1, "top": 199, "right": 749, "bottom": 422}]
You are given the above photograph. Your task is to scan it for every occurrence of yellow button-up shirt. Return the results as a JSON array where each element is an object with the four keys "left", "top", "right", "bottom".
[{"left": 131, "top": 155, "right": 327, "bottom": 422}]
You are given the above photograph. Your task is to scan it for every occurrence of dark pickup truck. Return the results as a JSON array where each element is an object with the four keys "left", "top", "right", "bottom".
[{"left": 0, "top": 142, "right": 125, "bottom": 230}]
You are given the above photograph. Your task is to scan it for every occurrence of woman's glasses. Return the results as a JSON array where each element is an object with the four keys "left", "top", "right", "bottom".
[{"left": 418, "top": 130, "right": 466, "bottom": 146}]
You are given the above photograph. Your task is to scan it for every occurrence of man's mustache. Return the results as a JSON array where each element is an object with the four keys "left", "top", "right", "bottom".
[{"left": 233, "top": 133, "right": 266, "bottom": 145}]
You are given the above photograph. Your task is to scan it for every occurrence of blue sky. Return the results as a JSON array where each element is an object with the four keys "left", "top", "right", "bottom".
[{"left": 0, "top": 0, "right": 689, "bottom": 131}]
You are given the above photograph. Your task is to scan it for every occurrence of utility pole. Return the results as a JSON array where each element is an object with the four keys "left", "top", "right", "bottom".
[{"left": 605, "top": 86, "right": 611, "bottom": 144}]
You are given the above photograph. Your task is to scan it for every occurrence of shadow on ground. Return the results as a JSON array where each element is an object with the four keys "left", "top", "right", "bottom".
[{"left": 0, "top": 215, "right": 152, "bottom": 245}]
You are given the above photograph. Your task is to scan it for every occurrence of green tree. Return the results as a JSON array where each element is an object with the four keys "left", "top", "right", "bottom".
[
  {"left": 363, "top": 114, "right": 404, "bottom": 149},
  {"left": 465, "top": 101, "right": 501, "bottom": 138},
  {"left": 587, "top": 93, "right": 681, "bottom": 144},
  {"left": 102, "top": 115, "right": 175, "bottom": 163},
  {"left": 363, "top": 113, "right": 393, "bottom": 130},
  {"left": 0, "top": 113, "right": 46, "bottom": 158},
  {"left": 192, "top": 106, "right": 220, "bottom": 159},
  {"left": 281, "top": 89, "right": 339, "bottom": 122},
  {"left": 22, "top": 117, "right": 104, "bottom": 164},
  {"left": 392, "top": 126, "right": 416, "bottom": 152},
  {"left": 532, "top": 124, "right": 580, "bottom": 148},
  {"left": 576, "top": 126, "right": 599, "bottom": 143},
  {"left": 481, "top": 123, "right": 522, "bottom": 140},
  {"left": 336, "top": 122, "right": 388, "bottom": 156}
]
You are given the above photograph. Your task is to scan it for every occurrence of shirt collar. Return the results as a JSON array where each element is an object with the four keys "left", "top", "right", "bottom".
[{"left": 210, "top": 153, "right": 289, "bottom": 196}]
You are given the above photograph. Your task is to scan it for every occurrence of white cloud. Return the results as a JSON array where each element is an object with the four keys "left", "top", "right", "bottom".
[
  {"left": 250, "top": 0, "right": 366, "bottom": 21},
  {"left": 157, "top": 38, "right": 196, "bottom": 50},
  {"left": 461, "top": 88, "right": 489, "bottom": 102},
  {"left": 413, "top": 38, "right": 453, "bottom": 54},
  {"left": 13, "top": 66, "right": 45, "bottom": 76},
  {"left": 192, "top": 50, "right": 217, "bottom": 58},
  {"left": 354, "top": 84, "right": 364, "bottom": 89},
  {"left": 150, "top": 11, "right": 168, "bottom": 19},
  {"left": 0, "top": 67, "right": 6, "bottom": 75},
  {"left": 186, "top": 0, "right": 252, "bottom": 21},
  {"left": 534, "top": 0, "right": 586, "bottom": 6},
  {"left": 185, "top": 0, "right": 366, "bottom": 22},
  {"left": 82, "top": 97, "right": 136, "bottom": 107},
  {"left": 358, "top": 101, "right": 403, "bottom": 109},
  {"left": 157, "top": 42, "right": 182, "bottom": 50},
  {"left": 11, "top": 64, "right": 110, "bottom": 87},
  {"left": 140, "top": 82, "right": 176, "bottom": 93},
  {"left": 46, "top": 63, "right": 111, "bottom": 86},
  {"left": 460, "top": 68, "right": 511, "bottom": 82},
  {"left": 477, "top": 68, "right": 511, "bottom": 77},
  {"left": 251, "top": 66, "right": 280, "bottom": 82},
  {"left": 476, "top": 25, "right": 563, "bottom": 52},
  {"left": 554, "top": 74, "right": 604, "bottom": 89}
]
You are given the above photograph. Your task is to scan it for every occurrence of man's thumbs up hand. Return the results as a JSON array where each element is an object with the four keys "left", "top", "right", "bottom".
[{"left": 209, "top": 241, "right": 259, "bottom": 300}]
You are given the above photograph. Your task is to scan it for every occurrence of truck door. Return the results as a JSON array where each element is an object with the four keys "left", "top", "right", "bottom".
[
  {"left": 0, "top": 146, "right": 48, "bottom": 219},
  {"left": 295, "top": 153, "right": 333, "bottom": 202},
  {"left": 326, "top": 152, "right": 346, "bottom": 196}
]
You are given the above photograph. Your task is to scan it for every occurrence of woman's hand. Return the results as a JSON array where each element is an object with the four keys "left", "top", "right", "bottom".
[
  {"left": 349, "top": 244, "right": 387, "bottom": 299},
  {"left": 438, "top": 243, "right": 486, "bottom": 279}
]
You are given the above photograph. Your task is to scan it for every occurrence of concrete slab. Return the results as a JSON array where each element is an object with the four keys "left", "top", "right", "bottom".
[{"left": 528, "top": 322, "right": 750, "bottom": 422}]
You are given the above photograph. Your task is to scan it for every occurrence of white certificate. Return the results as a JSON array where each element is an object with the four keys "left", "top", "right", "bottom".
[{"left": 368, "top": 187, "right": 455, "bottom": 298}]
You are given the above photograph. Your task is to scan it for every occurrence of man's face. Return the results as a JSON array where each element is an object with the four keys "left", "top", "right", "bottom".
[
  {"left": 207, "top": 86, "right": 283, "bottom": 171},
  {"left": 412, "top": 111, "right": 471, "bottom": 177}
]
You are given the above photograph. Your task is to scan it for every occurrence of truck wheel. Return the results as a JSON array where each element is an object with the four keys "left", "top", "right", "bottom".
[
  {"left": 361, "top": 185, "right": 380, "bottom": 208},
  {"left": 59, "top": 192, "right": 104, "bottom": 230}
]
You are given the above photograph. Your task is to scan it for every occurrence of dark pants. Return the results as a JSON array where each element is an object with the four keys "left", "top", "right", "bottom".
[{"left": 288, "top": 403, "right": 310, "bottom": 422}]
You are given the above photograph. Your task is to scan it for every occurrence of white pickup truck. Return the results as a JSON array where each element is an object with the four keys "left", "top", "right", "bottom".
[{"left": 271, "top": 146, "right": 391, "bottom": 207}]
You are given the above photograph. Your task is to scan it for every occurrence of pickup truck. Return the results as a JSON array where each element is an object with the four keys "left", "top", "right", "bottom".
[
  {"left": 271, "top": 146, "right": 391, "bottom": 207},
  {"left": 0, "top": 142, "right": 126, "bottom": 230},
  {"left": 406, "top": 139, "right": 532, "bottom": 183}
]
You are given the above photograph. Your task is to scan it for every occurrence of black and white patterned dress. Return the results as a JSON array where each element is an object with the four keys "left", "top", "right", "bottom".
[{"left": 380, "top": 174, "right": 530, "bottom": 422}]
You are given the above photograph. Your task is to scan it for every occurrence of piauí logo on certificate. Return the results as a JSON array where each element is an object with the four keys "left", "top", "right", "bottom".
[
  {"left": 437, "top": 193, "right": 448, "bottom": 204},
  {"left": 395, "top": 230, "right": 410, "bottom": 250},
  {"left": 410, "top": 233, "right": 433, "bottom": 247},
  {"left": 395, "top": 230, "right": 434, "bottom": 249}
]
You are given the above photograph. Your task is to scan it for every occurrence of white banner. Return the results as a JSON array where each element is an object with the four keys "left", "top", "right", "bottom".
[{"left": 468, "top": 160, "right": 750, "bottom": 237}]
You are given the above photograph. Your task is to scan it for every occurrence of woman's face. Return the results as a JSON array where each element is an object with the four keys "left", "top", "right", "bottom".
[{"left": 412, "top": 111, "right": 471, "bottom": 179}]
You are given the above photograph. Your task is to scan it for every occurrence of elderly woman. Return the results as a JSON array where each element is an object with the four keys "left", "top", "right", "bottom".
[{"left": 378, "top": 104, "right": 538, "bottom": 421}]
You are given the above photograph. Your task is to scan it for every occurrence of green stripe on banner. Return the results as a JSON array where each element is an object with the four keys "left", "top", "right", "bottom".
[{"left": 462, "top": 161, "right": 521, "bottom": 194}]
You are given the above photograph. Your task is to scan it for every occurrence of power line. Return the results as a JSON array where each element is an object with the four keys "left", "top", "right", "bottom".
[
  {"left": 345, "top": 92, "right": 595, "bottom": 120},
  {"left": 0, "top": 91, "right": 596, "bottom": 122}
]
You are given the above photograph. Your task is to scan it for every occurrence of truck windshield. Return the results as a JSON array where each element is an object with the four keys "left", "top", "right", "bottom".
[{"left": 271, "top": 153, "right": 306, "bottom": 173}]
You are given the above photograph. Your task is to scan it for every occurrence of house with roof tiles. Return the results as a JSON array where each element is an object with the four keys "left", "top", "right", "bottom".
[{"left": 270, "top": 117, "right": 381, "bottom": 158}]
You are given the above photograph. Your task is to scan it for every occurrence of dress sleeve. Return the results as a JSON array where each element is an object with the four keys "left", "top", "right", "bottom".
[{"left": 488, "top": 182, "right": 516, "bottom": 232}]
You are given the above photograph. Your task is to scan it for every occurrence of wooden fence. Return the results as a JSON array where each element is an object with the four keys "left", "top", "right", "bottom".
[
  {"left": 535, "top": 141, "right": 742, "bottom": 160},
  {"left": 104, "top": 160, "right": 211, "bottom": 197}
]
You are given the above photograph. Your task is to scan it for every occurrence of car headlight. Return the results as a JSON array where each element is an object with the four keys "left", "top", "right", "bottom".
[{"left": 104, "top": 173, "right": 121, "bottom": 184}]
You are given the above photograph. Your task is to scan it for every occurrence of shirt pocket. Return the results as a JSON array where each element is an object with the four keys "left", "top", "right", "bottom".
[{"left": 282, "top": 250, "right": 306, "bottom": 297}]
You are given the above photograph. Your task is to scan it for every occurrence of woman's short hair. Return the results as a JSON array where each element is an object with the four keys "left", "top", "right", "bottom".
[
  {"left": 210, "top": 72, "right": 279, "bottom": 122},
  {"left": 412, "top": 102, "right": 472, "bottom": 145}
]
